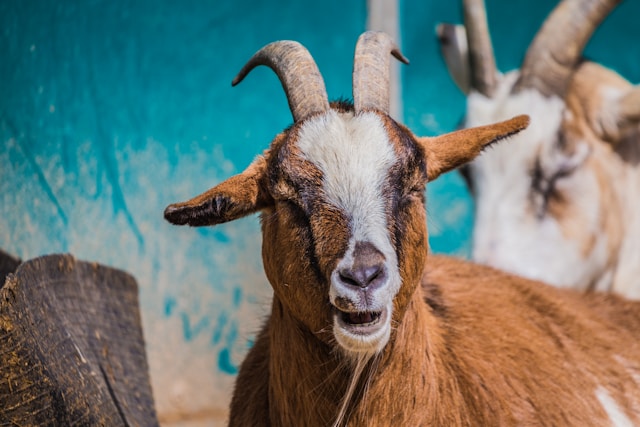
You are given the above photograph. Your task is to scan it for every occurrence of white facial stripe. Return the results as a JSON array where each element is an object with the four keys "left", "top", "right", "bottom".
[
  {"left": 595, "top": 387, "right": 635, "bottom": 427},
  {"left": 297, "top": 110, "right": 402, "bottom": 355},
  {"left": 297, "top": 110, "right": 397, "bottom": 252}
]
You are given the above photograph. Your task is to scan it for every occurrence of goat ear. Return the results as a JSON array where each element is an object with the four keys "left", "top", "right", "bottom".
[
  {"left": 418, "top": 115, "right": 530, "bottom": 181},
  {"left": 164, "top": 155, "right": 272, "bottom": 227},
  {"left": 594, "top": 86, "right": 640, "bottom": 143},
  {"left": 615, "top": 86, "right": 640, "bottom": 134}
]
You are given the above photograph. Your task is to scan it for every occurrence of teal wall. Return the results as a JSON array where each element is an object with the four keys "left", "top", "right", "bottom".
[
  {"left": 1, "top": 0, "right": 371, "bottom": 420},
  {"left": 1, "top": 0, "right": 638, "bottom": 422}
]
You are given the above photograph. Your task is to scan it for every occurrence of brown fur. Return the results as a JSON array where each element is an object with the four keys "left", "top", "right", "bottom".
[
  {"left": 223, "top": 110, "right": 638, "bottom": 425},
  {"left": 231, "top": 255, "right": 640, "bottom": 426},
  {"left": 165, "top": 102, "right": 640, "bottom": 425},
  {"left": 163, "top": 36, "right": 640, "bottom": 425}
]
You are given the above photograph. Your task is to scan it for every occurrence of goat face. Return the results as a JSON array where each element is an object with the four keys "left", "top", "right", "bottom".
[
  {"left": 464, "top": 71, "right": 618, "bottom": 289},
  {"left": 438, "top": 0, "right": 640, "bottom": 290},
  {"left": 164, "top": 32, "right": 529, "bottom": 358},
  {"left": 261, "top": 107, "right": 430, "bottom": 356}
]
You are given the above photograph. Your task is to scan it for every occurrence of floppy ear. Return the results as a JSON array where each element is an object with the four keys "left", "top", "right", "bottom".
[
  {"left": 418, "top": 115, "right": 529, "bottom": 181},
  {"left": 615, "top": 86, "right": 640, "bottom": 135},
  {"left": 594, "top": 85, "right": 640, "bottom": 143},
  {"left": 164, "top": 155, "right": 272, "bottom": 226}
]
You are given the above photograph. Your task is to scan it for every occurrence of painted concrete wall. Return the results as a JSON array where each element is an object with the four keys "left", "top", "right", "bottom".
[{"left": 1, "top": 0, "right": 638, "bottom": 425}]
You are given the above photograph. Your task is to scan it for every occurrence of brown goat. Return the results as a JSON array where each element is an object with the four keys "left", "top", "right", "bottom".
[{"left": 164, "top": 32, "right": 640, "bottom": 426}]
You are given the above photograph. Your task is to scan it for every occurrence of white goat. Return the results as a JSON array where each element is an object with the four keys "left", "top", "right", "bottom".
[
  {"left": 165, "top": 32, "right": 640, "bottom": 426},
  {"left": 437, "top": 0, "right": 640, "bottom": 298}
]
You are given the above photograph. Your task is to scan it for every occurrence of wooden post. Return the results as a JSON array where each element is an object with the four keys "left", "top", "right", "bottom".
[{"left": 0, "top": 254, "right": 158, "bottom": 426}]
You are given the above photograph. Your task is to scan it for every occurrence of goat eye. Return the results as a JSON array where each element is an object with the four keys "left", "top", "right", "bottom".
[
  {"left": 412, "top": 186, "right": 425, "bottom": 196},
  {"left": 529, "top": 158, "right": 575, "bottom": 218},
  {"left": 403, "top": 186, "right": 425, "bottom": 204},
  {"left": 530, "top": 160, "right": 546, "bottom": 194},
  {"left": 531, "top": 141, "right": 590, "bottom": 203},
  {"left": 272, "top": 180, "right": 304, "bottom": 206}
]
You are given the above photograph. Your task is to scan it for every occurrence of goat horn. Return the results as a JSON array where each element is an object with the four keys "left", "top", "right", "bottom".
[
  {"left": 514, "top": 0, "right": 622, "bottom": 97},
  {"left": 352, "top": 31, "right": 409, "bottom": 114},
  {"left": 463, "top": 0, "right": 498, "bottom": 97},
  {"left": 232, "top": 41, "right": 329, "bottom": 122}
]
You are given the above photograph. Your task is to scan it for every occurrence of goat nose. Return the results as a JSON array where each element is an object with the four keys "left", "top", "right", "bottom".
[
  {"left": 338, "top": 242, "right": 387, "bottom": 289},
  {"left": 339, "top": 264, "right": 384, "bottom": 288}
]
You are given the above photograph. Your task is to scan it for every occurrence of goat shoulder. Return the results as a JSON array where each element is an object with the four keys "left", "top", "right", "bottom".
[{"left": 424, "top": 255, "right": 640, "bottom": 425}]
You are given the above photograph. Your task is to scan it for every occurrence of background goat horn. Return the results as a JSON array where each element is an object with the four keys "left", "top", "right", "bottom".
[
  {"left": 463, "top": 0, "right": 498, "bottom": 97},
  {"left": 353, "top": 31, "right": 409, "bottom": 114},
  {"left": 513, "top": 0, "right": 622, "bottom": 97},
  {"left": 232, "top": 41, "right": 329, "bottom": 122}
]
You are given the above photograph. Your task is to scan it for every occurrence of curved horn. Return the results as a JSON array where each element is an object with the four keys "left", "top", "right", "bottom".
[
  {"left": 352, "top": 31, "right": 409, "bottom": 114},
  {"left": 463, "top": 0, "right": 498, "bottom": 97},
  {"left": 514, "top": 0, "right": 622, "bottom": 97},
  {"left": 232, "top": 41, "right": 329, "bottom": 122}
]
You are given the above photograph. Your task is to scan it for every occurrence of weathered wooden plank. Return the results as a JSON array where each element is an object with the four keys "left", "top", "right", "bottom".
[{"left": 0, "top": 254, "right": 158, "bottom": 426}]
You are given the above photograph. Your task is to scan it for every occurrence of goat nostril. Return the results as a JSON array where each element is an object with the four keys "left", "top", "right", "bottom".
[
  {"left": 364, "top": 266, "right": 382, "bottom": 283},
  {"left": 339, "top": 264, "right": 385, "bottom": 289},
  {"left": 339, "top": 270, "right": 359, "bottom": 288}
]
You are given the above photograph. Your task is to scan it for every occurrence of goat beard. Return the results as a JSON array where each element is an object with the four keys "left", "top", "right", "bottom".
[{"left": 332, "top": 351, "right": 383, "bottom": 427}]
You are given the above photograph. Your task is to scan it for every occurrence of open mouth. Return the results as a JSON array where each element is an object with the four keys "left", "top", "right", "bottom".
[
  {"left": 334, "top": 306, "right": 387, "bottom": 336},
  {"left": 340, "top": 310, "right": 381, "bottom": 326},
  {"left": 332, "top": 305, "right": 391, "bottom": 353}
]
